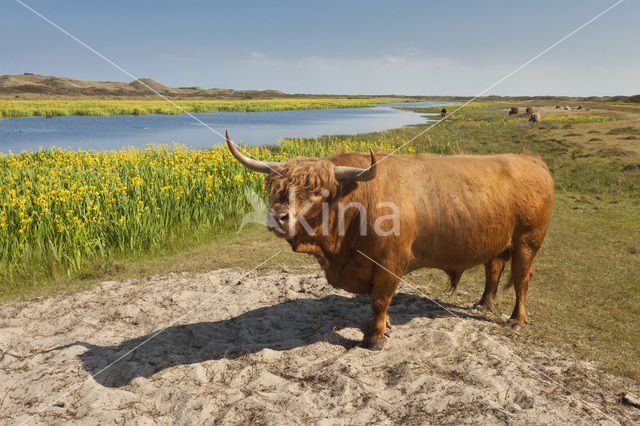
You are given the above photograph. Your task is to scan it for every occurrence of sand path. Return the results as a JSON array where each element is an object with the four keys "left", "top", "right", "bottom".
[{"left": 1, "top": 269, "right": 638, "bottom": 424}]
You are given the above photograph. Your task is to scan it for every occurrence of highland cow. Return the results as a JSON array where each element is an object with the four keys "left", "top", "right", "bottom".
[
  {"left": 529, "top": 112, "right": 541, "bottom": 124},
  {"left": 226, "top": 131, "right": 554, "bottom": 349}
]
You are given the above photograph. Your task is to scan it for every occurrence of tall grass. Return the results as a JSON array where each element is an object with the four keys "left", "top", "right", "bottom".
[
  {"left": 0, "top": 98, "right": 406, "bottom": 119},
  {"left": 0, "top": 144, "right": 265, "bottom": 286},
  {"left": 541, "top": 115, "right": 614, "bottom": 123},
  {"left": 0, "top": 134, "right": 430, "bottom": 289},
  {"left": 608, "top": 104, "right": 640, "bottom": 109}
]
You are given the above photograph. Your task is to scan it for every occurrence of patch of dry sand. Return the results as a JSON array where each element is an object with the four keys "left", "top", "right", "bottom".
[{"left": 1, "top": 270, "right": 638, "bottom": 424}]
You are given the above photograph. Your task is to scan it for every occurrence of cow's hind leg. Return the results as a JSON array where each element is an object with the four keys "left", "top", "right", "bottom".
[
  {"left": 509, "top": 237, "right": 541, "bottom": 329},
  {"left": 365, "top": 268, "right": 400, "bottom": 351},
  {"left": 475, "top": 248, "right": 510, "bottom": 311}
]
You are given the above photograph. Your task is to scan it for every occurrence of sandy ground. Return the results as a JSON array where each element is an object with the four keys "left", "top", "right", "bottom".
[{"left": 1, "top": 269, "right": 639, "bottom": 425}]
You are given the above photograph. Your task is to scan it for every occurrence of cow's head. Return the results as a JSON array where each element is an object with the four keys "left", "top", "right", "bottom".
[{"left": 226, "top": 131, "right": 377, "bottom": 239}]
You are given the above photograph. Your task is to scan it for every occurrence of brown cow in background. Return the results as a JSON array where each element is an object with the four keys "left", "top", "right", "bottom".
[
  {"left": 529, "top": 112, "right": 541, "bottom": 124},
  {"left": 526, "top": 106, "right": 534, "bottom": 115},
  {"left": 227, "top": 131, "right": 554, "bottom": 349}
]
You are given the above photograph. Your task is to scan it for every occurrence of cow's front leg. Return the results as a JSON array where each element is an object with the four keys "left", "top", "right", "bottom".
[{"left": 364, "top": 269, "right": 400, "bottom": 350}]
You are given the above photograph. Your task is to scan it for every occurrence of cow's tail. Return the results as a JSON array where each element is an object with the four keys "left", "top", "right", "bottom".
[
  {"left": 500, "top": 247, "right": 514, "bottom": 289},
  {"left": 502, "top": 272, "right": 514, "bottom": 289},
  {"left": 447, "top": 271, "right": 463, "bottom": 292}
]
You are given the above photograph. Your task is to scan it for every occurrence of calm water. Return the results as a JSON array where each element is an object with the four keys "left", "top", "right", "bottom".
[{"left": 0, "top": 101, "right": 450, "bottom": 153}]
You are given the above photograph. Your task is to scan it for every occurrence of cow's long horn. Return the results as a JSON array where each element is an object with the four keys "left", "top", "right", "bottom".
[
  {"left": 226, "top": 131, "right": 283, "bottom": 173},
  {"left": 334, "top": 149, "right": 377, "bottom": 182}
]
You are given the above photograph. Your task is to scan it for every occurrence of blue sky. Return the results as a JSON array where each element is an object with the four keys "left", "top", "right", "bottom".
[{"left": 2, "top": 0, "right": 638, "bottom": 96}]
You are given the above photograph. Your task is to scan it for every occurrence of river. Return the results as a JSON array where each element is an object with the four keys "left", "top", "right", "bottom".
[{"left": 0, "top": 101, "right": 451, "bottom": 153}]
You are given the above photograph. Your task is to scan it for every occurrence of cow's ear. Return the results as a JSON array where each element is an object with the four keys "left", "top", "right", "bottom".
[{"left": 334, "top": 149, "right": 377, "bottom": 182}]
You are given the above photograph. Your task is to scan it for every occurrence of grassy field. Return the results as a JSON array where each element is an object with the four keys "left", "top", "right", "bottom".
[
  {"left": 0, "top": 134, "right": 421, "bottom": 291},
  {"left": 1, "top": 99, "right": 639, "bottom": 382},
  {"left": 0, "top": 98, "right": 407, "bottom": 118}
]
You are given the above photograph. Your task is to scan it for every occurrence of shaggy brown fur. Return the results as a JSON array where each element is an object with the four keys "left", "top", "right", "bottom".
[
  {"left": 266, "top": 158, "right": 340, "bottom": 204},
  {"left": 234, "top": 149, "right": 554, "bottom": 350}
]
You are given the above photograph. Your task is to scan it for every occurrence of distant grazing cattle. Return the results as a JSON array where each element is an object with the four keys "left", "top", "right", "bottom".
[
  {"left": 576, "top": 105, "right": 583, "bottom": 110},
  {"left": 526, "top": 106, "right": 534, "bottom": 115},
  {"left": 227, "top": 130, "right": 554, "bottom": 349},
  {"left": 564, "top": 106, "right": 571, "bottom": 110},
  {"left": 509, "top": 107, "right": 519, "bottom": 115},
  {"left": 529, "top": 112, "right": 541, "bottom": 124},
  {"left": 555, "top": 105, "right": 561, "bottom": 109},
  {"left": 441, "top": 108, "right": 447, "bottom": 118}
]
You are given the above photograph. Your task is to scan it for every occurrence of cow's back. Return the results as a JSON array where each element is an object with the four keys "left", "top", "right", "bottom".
[{"left": 366, "top": 153, "right": 553, "bottom": 271}]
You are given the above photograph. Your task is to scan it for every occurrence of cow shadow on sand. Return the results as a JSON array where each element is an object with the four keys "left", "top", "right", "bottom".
[{"left": 54, "top": 293, "right": 488, "bottom": 388}]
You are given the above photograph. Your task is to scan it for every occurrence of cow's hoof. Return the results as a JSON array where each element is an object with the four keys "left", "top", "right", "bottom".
[
  {"left": 384, "top": 324, "right": 392, "bottom": 338},
  {"left": 508, "top": 318, "right": 524, "bottom": 330},
  {"left": 362, "top": 338, "right": 385, "bottom": 351},
  {"left": 472, "top": 303, "right": 493, "bottom": 313}
]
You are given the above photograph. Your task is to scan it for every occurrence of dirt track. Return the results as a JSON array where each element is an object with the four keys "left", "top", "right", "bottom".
[{"left": 1, "top": 269, "right": 639, "bottom": 425}]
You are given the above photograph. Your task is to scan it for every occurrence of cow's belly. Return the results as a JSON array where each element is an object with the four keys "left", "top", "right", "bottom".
[{"left": 410, "top": 223, "right": 513, "bottom": 271}]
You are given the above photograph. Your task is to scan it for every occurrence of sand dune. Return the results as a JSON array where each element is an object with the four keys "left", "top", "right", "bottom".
[{"left": 0, "top": 74, "right": 286, "bottom": 100}]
